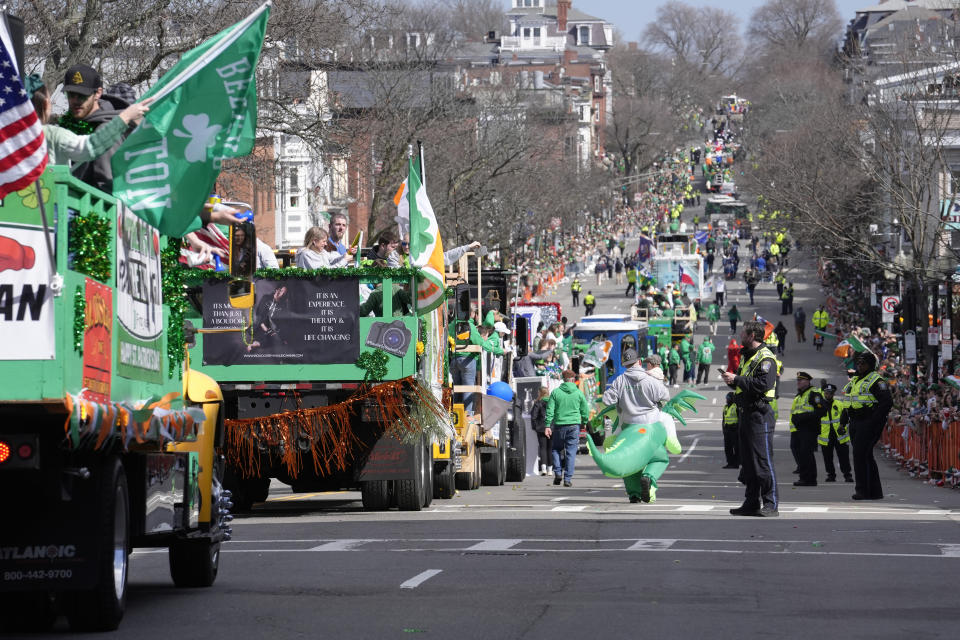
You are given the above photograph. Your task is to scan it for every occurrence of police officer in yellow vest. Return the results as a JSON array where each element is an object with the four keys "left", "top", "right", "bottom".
[
  {"left": 812, "top": 304, "right": 830, "bottom": 334},
  {"left": 720, "top": 321, "right": 779, "bottom": 517},
  {"left": 819, "top": 383, "right": 852, "bottom": 483},
  {"left": 721, "top": 392, "right": 739, "bottom": 469},
  {"left": 583, "top": 291, "right": 596, "bottom": 316},
  {"left": 790, "top": 372, "right": 827, "bottom": 486},
  {"left": 839, "top": 351, "right": 892, "bottom": 500},
  {"left": 570, "top": 277, "right": 582, "bottom": 307}
]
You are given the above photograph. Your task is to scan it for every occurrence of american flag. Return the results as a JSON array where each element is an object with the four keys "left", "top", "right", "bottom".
[{"left": 0, "top": 33, "right": 46, "bottom": 200}]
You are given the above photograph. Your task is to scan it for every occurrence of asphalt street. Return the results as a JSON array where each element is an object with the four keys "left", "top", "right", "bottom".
[{"left": 23, "top": 202, "right": 960, "bottom": 639}]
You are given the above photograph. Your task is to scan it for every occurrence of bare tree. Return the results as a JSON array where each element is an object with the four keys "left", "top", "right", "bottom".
[
  {"left": 443, "top": 0, "right": 506, "bottom": 38},
  {"left": 747, "top": 0, "right": 843, "bottom": 55},
  {"left": 642, "top": 1, "right": 743, "bottom": 76}
]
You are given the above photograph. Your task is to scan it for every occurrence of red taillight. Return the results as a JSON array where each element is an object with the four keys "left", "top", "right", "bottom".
[
  {"left": 17, "top": 443, "right": 33, "bottom": 460},
  {"left": 0, "top": 441, "right": 9, "bottom": 464}
]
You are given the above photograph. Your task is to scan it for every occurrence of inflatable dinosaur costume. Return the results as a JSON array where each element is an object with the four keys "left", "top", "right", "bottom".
[{"left": 586, "top": 390, "right": 705, "bottom": 503}]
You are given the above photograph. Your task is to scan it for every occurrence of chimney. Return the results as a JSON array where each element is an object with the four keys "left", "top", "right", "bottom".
[
  {"left": 628, "top": 42, "right": 638, "bottom": 51},
  {"left": 557, "top": 0, "right": 571, "bottom": 33}
]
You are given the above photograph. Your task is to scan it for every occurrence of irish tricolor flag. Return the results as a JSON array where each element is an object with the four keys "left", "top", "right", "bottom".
[
  {"left": 834, "top": 334, "right": 868, "bottom": 358},
  {"left": 407, "top": 157, "right": 444, "bottom": 313}
]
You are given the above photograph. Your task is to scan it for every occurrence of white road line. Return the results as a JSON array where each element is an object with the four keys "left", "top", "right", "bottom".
[
  {"left": 466, "top": 539, "right": 523, "bottom": 551},
  {"left": 677, "top": 505, "right": 715, "bottom": 512},
  {"left": 400, "top": 569, "right": 443, "bottom": 589},
  {"left": 939, "top": 544, "right": 960, "bottom": 557},
  {"left": 678, "top": 436, "right": 700, "bottom": 463},
  {"left": 552, "top": 505, "right": 587, "bottom": 512},
  {"left": 309, "top": 539, "right": 372, "bottom": 551},
  {"left": 551, "top": 496, "right": 569, "bottom": 502},
  {"left": 792, "top": 506, "right": 829, "bottom": 513},
  {"left": 627, "top": 539, "right": 677, "bottom": 550}
]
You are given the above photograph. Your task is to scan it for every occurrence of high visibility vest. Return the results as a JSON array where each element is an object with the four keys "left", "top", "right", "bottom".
[
  {"left": 722, "top": 403, "right": 739, "bottom": 426},
  {"left": 790, "top": 387, "right": 817, "bottom": 433},
  {"left": 818, "top": 402, "right": 849, "bottom": 446},
  {"left": 583, "top": 294, "right": 596, "bottom": 306},
  {"left": 812, "top": 310, "right": 829, "bottom": 329},
  {"left": 765, "top": 333, "right": 779, "bottom": 349},
  {"left": 837, "top": 371, "right": 881, "bottom": 410},
  {"left": 571, "top": 280, "right": 582, "bottom": 292},
  {"left": 735, "top": 346, "right": 777, "bottom": 402}
]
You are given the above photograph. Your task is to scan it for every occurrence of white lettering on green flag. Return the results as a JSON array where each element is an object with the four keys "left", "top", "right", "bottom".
[{"left": 112, "top": 2, "right": 270, "bottom": 237}]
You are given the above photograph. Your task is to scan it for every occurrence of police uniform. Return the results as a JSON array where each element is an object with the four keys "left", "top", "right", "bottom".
[
  {"left": 721, "top": 394, "right": 739, "bottom": 468},
  {"left": 818, "top": 385, "right": 852, "bottom": 482},
  {"left": 570, "top": 278, "right": 582, "bottom": 307},
  {"left": 729, "top": 343, "right": 779, "bottom": 514},
  {"left": 838, "top": 361, "right": 892, "bottom": 499},
  {"left": 789, "top": 373, "right": 826, "bottom": 486},
  {"left": 583, "top": 292, "right": 596, "bottom": 316}
]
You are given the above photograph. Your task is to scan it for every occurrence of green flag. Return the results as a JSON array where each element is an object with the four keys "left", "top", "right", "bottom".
[{"left": 112, "top": 2, "right": 270, "bottom": 237}]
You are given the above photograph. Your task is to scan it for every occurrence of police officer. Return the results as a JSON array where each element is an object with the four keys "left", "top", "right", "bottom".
[
  {"left": 790, "top": 371, "right": 826, "bottom": 486},
  {"left": 583, "top": 290, "right": 596, "bottom": 316},
  {"left": 819, "top": 383, "right": 853, "bottom": 483},
  {"left": 570, "top": 276, "right": 582, "bottom": 307},
  {"left": 812, "top": 304, "right": 830, "bottom": 337},
  {"left": 721, "top": 392, "right": 739, "bottom": 469},
  {"left": 839, "top": 351, "right": 892, "bottom": 500},
  {"left": 721, "top": 321, "right": 779, "bottom": 517}
]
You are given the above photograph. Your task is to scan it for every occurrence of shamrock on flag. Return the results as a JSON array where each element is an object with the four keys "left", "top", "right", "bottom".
[
  {"left": 406, "top": 157, "right": 444, "bottom": 313},
  {"left": 834, "top": 334, "right": 868, "bottom": 358}
]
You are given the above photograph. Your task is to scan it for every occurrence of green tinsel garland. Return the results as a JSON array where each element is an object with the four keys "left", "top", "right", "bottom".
[
  {"left": 58, "top": 113, "right": 95, "bottom": 135},
  {"left": 161, "top": 241, "right": 188, "bottom": 377},
  {"left": 69, "top": 212, "right": 111, "bottom": 282},
  {"left": 357, "top": 350, "right": 389, "bottom": 382},
  {"left": 73, "top": 286, "right": 85, "bottom": 353}
]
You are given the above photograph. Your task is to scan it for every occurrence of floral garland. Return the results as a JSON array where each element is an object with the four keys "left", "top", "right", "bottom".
[
  {"left": 69, "top": 212, "right": 111, "bottom": 282},
  {"left": 58, "top": 113, "right": 95, "bottom": 136},
  {"left": 73, "top": 286, "right": 85, "bottom": 353}
]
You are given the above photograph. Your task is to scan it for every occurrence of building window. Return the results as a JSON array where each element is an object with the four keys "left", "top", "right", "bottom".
[
  {"left": 523, "top": 28, "right": 531, "bottom": 38},
  {"left": 288, "top": 227, "right": 302, "bottom": 235},
  {"left": 408, "top": 33, "right": 419, "bottom": 48},
  {"left": 290, "top": 196, "right": 299, "bottom": 208},
  {"left": 289, "top": 168, "right": 298, "bottom": 191},
  {"left": 594, "top": 75, "right": 601, "bottom": 92},
  {"left": 533, "top": 27, "right": 541, "bottom": 39},
  {"left": 951, "top": 169, "right": 960, "bottom": 194},
  {"left": 579, "top": 26, "right": 590, "bottom": 45}
]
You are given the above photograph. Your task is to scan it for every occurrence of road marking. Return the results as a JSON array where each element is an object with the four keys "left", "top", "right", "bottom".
[
  {"left": 792, "top": 506, "right": 829, "bottom": 513},
  {"left": 309, "top": 539, "right": 373, "bottom": 551},
  {"left": 551, "top": 496, "right": 569, "bottom": 502},
  {"left": 627, "top": 539, "right": 677, "bottom": 550},
  {"left": 917, "top": 510, "right": 945, "bottom": 515},
  {"left": 677, "top": 505, "right": 715, "bottom": 512},
  {"left": 400, "top": 569, "right": 443, "bottom": 589},
  {"left": 552, "top": 505, "right": 587, "bottom": 512},
  {"left": 268, "top": 491, "right": 349, "bottom": 502},
  {"left": 939, "top": 545, "right": 960, "bottom": 557},
  {"left": 678, "top": 437, "right": 700, "bottom": 463},
  {"left": 466, "top": 539, "right": 522, "bottom": 551}
]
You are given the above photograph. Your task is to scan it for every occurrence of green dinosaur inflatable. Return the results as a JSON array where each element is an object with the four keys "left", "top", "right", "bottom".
[{"left": 586, "top": 389, "right": 705, "bottom": 503}]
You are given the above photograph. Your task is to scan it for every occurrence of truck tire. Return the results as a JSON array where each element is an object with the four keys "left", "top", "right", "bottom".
[
  {"left": 169, "top": 538, "right": 220, "bottom": 588},
  {"left": 396, "top": 441, "right": 425, "bottom": 511},
  {"left": 505, "top": 419, "right": 526, "bottom": 482},
  {"left": 422, "top": 444, "right": 434, "bottom": 508},
  {"left": 67, "top": 457, "right": 128, "bottom": 632},
  {"left": 481, "top": 431, "right": 504, "bottom": 486},
  {"left": 361, "top": 480, "right": 392, "bottom": 510},
  {"left": 434, "top": 461, "right": 456, "bottom": 499},
  {"left": 469, "top": 450, "right": 481, "bottom": 490},
  {"left": 224, "top": 469, "right": 270, "bottom": 512}
]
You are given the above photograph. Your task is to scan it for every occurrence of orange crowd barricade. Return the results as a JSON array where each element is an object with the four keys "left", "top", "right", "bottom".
[{"left": 881, "top": 419, "right": 960, "bottom": 480}]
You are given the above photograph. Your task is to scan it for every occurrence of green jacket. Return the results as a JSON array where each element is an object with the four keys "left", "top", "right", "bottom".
[
  {"left": 450, "top": 319, "right": 501, "bottom": 361},
  {"left": 668, "top": 348, "right": 681, "bottom": 366},
  {"left": 698, "top": 342, "right": 715, "bottom": 364},
  {"left": 707, "top": 303, "right": 720, "bottom": 321},
  {"left": 545, "top": 382, "right": 590, "bottom": 426}
]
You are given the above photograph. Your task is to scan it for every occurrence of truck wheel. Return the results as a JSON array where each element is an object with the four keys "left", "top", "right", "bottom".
[
  {"left": 505, "top": 420, "right": 526, "bottom": 482},
  {"left": 224, "top": 469, "right": 269, "bottom": 512},
  {"left": 169, "top": 538, "right": 220, "bottom": 588},
  {"left": 396, "top": 441, "right": 425, "bottom": 511},
  {"left": 481, "top": 436, "right": 503, "bottom": 486},
  {"left": 67, "top": 457, "right": 128, "bottom": 632},
  {"left": 434, "top": 461, "right": 456, "bottom": 499},
  {"left": 469, "top": 450, "right": 481, "bottom": 490},
  {"left": 422, "top": 444, "right": 434, "bottom": 508},
  {"left": 361, "top": 480, "right": 391, "bottom": 510}
]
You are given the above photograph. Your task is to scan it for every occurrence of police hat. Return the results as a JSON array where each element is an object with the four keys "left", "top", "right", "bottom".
[
  {"left": 726, "top": 392, "right": 735, "bottom": 402},
  {"left": 822, "top": 383, "right": 837, "bottom": 393},
  {"left": 63, "top": 64, "right": 102, "bottom": 96},
  {"left": 796, "top": 371, "right": 813, "bottom": 380}
]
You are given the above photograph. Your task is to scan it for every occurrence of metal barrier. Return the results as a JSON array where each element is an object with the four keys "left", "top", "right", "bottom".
[{"left": 881, "top": 419, "right": 960, "bottom": 487}]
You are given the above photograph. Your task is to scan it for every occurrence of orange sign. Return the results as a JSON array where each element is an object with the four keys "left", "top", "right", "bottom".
[{"left": 82, "top": 278, "right": 113, "bottom": 403}]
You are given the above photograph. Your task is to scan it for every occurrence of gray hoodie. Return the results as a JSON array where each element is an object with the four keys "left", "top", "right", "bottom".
[{"left": 602, "top": 365, "right": 670, "bottom": 425}]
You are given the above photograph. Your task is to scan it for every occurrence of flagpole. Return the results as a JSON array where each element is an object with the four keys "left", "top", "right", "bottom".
[{"left": 417, "top": 140, "right": 425, "bottom": 189}]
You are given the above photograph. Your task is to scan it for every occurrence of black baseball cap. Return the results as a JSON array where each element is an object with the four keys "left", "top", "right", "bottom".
[{"left": 63, "top": 64, "right": 102, "bottom": 96}]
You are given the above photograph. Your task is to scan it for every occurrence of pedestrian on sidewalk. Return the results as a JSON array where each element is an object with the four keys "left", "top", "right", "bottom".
[
  {"left": 728, "top": 304, "right": 741, "bottom": 334},
  {"left": 721, "top": 392, "right": 739, "bottom": 468},
  {"left": 818, "top": 383, "right": 853, "bottom": 483},
  {"left": 544, "top": 369, "right": 590, "bottom": 487},
  {"left": 595, "top": 259, "right": 605, "bottom": 286},
  {"left": 530, "top": 386, "right": 551, "bottom": 476},
  {"left": 781, "top": 282, "right": 794, "bottom": 315},
  {"left": 668, "top": 343, "right": 681, "bottom": 387},
  {"left": 583, "top": 291, "right": 596, "bottom": 316},
  {"left": 726, "top": 336, "right": 741, "bottom": 372},
  {"left": 615, "top": 258, "right": 624, "bottom": 285},
  {"left": 696, "top": 336, "right": 715, "bottom": 384},
  {"left": 790, "top": 371, "right": 827, "bottom": 487},
  {"left": 774, "top": 321, "right": 788, "bottom": 355},
  {"left": 707, "top": 301, "right": 720, "bottom": 335},
  {"left": 794, "top": 306, "right": 806, "bottom": 342},
  {"left": 570, "top": 276, "right": 582, "bottom": 307},
  {"left": 625, "top": 267, "right": 637, "bottom": 297},
  {"left": 715, "top": 277, "right": 725, "bottom": 307}
]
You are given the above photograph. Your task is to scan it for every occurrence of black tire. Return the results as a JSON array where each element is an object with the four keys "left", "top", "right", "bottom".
[
  {"left": 169, "top": 538, "right": 220, "bottom": 588},
  {"left": 396, "top": 440, "right": 425, "bottom": 511},
  {"left": 361, "top": 480, "right": 392, "bottom": 510},
  {"left": 498, "top": 433, "right": 507, "bottom": 485},
  {"left": 0, "top": 592, "right": 56, "bottom": 632},
  {"left": 469, "top": 449, "right": 481, "bottom": 490},
  {"left": 67, "top": 457, "right": 128, "bottom": 632},
  {"left": 434, "top": 461, "right": 456, "bottom": 499},
  {"left": 422, "top": 444, "right": 434, "bottom": 508},
  {"left": 505, "top": 420, "right": 526, "bottom": 482},
  {"left": 481, "top": 441, "right": 503, "bottom": 486}
]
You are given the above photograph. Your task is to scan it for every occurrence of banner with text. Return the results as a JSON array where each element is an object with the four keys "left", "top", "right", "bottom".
[{"left": 116, "top": 206, "right": 164, "bottom": 382}]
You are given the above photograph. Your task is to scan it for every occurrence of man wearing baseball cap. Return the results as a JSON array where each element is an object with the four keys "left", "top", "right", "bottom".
[
  {"left": 60, "top": 63, "right": 133, "bottom": 191},
  {"left": 790, "top": 371, "right": 826, "bottom": 486}
]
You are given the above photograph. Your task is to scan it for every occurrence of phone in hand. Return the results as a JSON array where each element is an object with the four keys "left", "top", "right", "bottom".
[{"left": 717, "top": 368, "right": 728, "bottom": 376}]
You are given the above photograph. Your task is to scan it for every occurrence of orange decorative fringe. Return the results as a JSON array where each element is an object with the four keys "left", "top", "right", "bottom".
[{"left": 224, "top": 377, "right": 448, "bottom": 480}]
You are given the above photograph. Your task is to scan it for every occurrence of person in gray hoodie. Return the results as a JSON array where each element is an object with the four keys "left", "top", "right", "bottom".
[{"left": 602, "top": 351, "right": 670, "bottom": 426}]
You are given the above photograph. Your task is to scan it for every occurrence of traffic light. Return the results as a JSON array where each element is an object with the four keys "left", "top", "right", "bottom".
[{"left": 892, "top": 302, "right": 903, "bottom": 333}]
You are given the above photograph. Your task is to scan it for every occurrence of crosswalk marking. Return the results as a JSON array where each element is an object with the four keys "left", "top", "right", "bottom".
[
  {"left": 627, "top": 539, "right": 677, "bottom": 550},
  {"left": 309, "top": 539, "right": 373, "bottom": 551},
  {"left": 552, "top": 505, "right": 587, "bottom": 512},
  {"left": 466, "top": 539, "right": 522, "bottom": 551}
]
